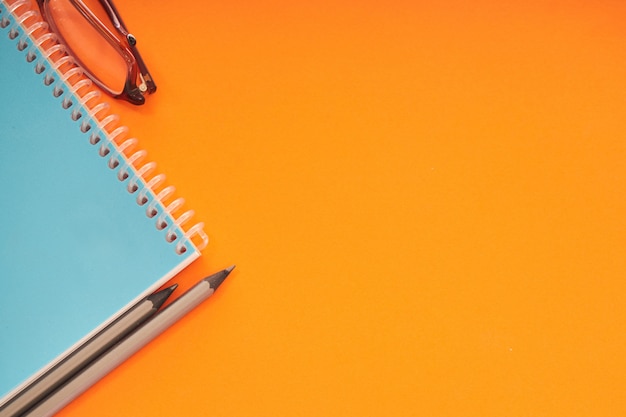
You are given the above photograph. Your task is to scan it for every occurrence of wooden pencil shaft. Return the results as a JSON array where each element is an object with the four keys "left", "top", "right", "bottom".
[
  {"left": 25, "top": 280, "right": 217, "bottom": 417},
  {"left": 0, "top": 287, "right": 174, "bottom": 417}
]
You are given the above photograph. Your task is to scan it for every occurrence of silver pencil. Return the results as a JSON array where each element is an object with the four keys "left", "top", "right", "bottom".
[
  {"left": 24, "top": 266, "right": 234, "bottom": 417},
  {"left": 0, "top": 284, "right": 177, "bottom": 417}
]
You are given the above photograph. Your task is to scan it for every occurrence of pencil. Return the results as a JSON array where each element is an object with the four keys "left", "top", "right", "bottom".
[
  {"left": 24, "top": 266, "right": 234, "bottom": 417},
  {"left": 0, "top": 284, "right": 177, "bottom": 417}
]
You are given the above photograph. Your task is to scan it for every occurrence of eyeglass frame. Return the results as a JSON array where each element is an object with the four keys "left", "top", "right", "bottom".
[{"left": 36, "top": 0, "right": 156, "bottom": 105}]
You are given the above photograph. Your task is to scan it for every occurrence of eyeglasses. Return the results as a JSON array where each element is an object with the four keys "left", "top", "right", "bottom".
[{"left": 36, "top": 0, "right": 156, "bottom": 105}]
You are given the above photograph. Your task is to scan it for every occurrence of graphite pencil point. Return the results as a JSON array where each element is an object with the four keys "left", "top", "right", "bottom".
[
  {"left": 147, "top": 284, "right": 178, "bottom": 309},
  {"left": 205, "top": 266, "right": 235, "bottom": 290}
]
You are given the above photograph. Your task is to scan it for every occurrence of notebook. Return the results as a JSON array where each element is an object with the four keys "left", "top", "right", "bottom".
[{"left": 0, "top": 0, "right": 208, "bottom": 405}]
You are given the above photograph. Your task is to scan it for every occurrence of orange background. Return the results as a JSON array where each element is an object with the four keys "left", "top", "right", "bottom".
[{"left": 56, "top": 0, "right": 626, "bottom": 416}]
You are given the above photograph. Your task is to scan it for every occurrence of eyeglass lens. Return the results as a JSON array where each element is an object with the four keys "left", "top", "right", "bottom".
[{"left": 45, "top": 0, "right": 128, "bottom": 96}]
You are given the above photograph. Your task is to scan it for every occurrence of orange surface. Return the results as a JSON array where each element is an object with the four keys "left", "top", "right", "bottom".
[{"left": 55, "top": 0, "right": 626, "bottom": 416}]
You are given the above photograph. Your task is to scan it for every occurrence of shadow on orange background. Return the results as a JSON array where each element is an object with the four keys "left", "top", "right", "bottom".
[{"left": 54, "top": 1, "right": 626, "bottom": 416}]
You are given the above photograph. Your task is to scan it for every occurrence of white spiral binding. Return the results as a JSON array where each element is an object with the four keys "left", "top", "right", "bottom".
[{"left": 1, "top": 0, "right": 209, "bottom": 253}]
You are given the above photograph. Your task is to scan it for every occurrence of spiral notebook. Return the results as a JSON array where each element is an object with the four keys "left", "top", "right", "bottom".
[{"left": 0, "top": 0, "right": 208, "bottom": 406}]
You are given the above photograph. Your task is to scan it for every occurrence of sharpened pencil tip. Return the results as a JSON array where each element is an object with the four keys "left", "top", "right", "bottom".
[
  {"left": 205, "top": 266, "right": 235, "bottom": 290},
  {"left": 147, "top": 284, "right": 178, "bottom": 309}
]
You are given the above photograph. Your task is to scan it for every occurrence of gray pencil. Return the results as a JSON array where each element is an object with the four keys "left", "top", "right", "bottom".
[
  {"left": 0, "top": 284, "right": 177, "bottom": 417},
  {"left": 24, "top": 266, "right": 234, "bottom": 417}
]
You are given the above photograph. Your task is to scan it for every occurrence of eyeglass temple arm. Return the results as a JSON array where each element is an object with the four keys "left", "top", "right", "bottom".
[
  {"left": 98, "top": 0, "right": 156, "bottom": 94},
  {"left": 67, "top": 0, "right": 127, "bottom": 41},
  {"left": 70, "top": 0, "right": 154, "bottom": 92},
  {"left": 97, "top": 0, "right": 131, "bottom": 40},
  {"left": 96, "top": 0, "right": 156, "bottom": 94}
]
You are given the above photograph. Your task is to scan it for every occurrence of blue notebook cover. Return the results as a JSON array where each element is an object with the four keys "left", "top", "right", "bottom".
[{"left": 0, "top": 1, "right": 207, "bottom": 404}]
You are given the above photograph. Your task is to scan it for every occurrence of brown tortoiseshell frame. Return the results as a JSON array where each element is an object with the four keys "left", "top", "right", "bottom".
[{"left": 36, "top": 0, "right": 156, "bottom": 105}]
